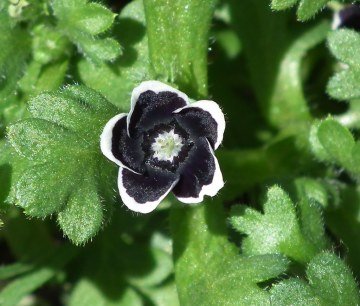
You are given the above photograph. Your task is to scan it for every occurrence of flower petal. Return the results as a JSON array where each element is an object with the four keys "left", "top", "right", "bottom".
[
  {"left": 173, "top": 138, "right": 224, "bottom": 203},
  {"left": 118, "top": 167, "right": 178, "bottom": 213},
  {"left": 174, "top": 100, "right": 225, "bottom": 150},
  {"left": 333, "top": 5, "right": 360, "bottom": 30},
  {"left": 127, "top": 81, "right": 189, "bottom": 136},
  {"left": 100, "top": 114, "right": 144, "bottom": 173}
]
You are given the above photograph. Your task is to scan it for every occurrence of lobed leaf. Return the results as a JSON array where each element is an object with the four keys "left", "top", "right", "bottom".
[
  {"left": 8, "top": 119, "right": 81, "bottom": 162},
  {"left": 327, "top": 29, "right": 360, "bottom": 101},
  {"left": 7, "top": 86, "right": 118, "bottom": 244},
  {"left": 52, "top": 0, "right": 120, "bottom": 62},
  {"left": 27, "top": 86, "right": 115, "bottom": 143},
  {"left": 230, "top": 186, "right": 326, "bottom": 263},
  {"left": 78, "top": 0, "right": 150, "bottom": 109},
  {"left": 270, "top": 252, "right": 360, "bottom": 305},
  {"left": 171, "top": 200, "right": 289, "bottom": 305}
]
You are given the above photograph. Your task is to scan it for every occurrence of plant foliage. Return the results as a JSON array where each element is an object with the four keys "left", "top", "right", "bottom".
[
  {"left": 7, "top": 86, "right": 118, "bottom": 244},
  {"left": 0, "top": 0, "right": 360, "bottom": 305}
]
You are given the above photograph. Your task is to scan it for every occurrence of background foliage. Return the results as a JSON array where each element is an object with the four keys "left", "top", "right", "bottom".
[{"left": 0, "top": 0, "right": 360, "bottom": 305}]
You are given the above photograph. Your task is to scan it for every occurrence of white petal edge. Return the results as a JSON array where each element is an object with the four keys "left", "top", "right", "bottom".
[
  {"left": 176, "top": 141, "right": 224, "bottom": 204},
  {"left": 100, "top": 113, "right": 140, "bottom": 174},
  {"left": 118, "top": 167, "right": 179, "bottom": 214},
  {"left": 173, "top": 100, "right": 225, "bottom": 150},
  {"left": 127, "top": 80, "right": 189, "bottom": 136}
]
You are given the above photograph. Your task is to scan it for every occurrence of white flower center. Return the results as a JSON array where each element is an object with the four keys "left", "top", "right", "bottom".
[{"left": 151, "top": 129, "right": 183, "bottom": 162}]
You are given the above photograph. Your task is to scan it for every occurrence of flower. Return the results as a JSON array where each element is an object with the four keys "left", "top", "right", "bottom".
[
  {"left": 332, "top": 4, "right": 360, "bottom": 31},
  {"left": 100, "top": 81, "right": 225, "bottom": 213}
]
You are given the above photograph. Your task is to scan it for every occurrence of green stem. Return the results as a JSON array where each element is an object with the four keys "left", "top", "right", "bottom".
[{"left": 143, "top": 0, "right": 216, "bottom": 98}]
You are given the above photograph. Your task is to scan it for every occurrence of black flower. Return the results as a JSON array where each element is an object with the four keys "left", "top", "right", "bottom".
[
  {"left": 100, "top": 81, "right": 225, "bottom": 213},
  {"left": 333, "top": 4, "right": 360, "bottom": 31}
]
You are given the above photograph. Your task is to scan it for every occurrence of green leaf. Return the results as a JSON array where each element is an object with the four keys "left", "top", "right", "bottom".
[
  {"left": 66, "top": 211, "right": 176, "bottom": 306},
  {"left": 33, "top": 59, "right": 69, "bottom": 93},
  {"left": 52, "top": 0, "right": 114, "bottom": 36},
  {"left": 0, "top": 262, "right": 33, "bottom": 281},
  {"left": 138, "top": 281, "right": 179, "bottom": 306},
  {"left": 78, "top": 0, "right": 150, "bottom": 109},
  {"left": 52, "top": 0, "right": 120, "bottom": 62},
  {"left": 271, "top": 0, "right": 330, "bottom": 21},
  {"left": 0, "top": 140, "right": 12, "bottom": 205},
  {"left": 7, "top": 86, "right": 118, "bottom": 244},
  {"left": 328, "top": 30, "right": 360, "bottom": 68},
  {"left": 18, "top": 59, "right": 70, "bottom": 96},
  {"left": 297, "top": 0, "right": 329, "bottom": 21},
  {"left": 69, "top": 278, "right": 142, "bottom": 306},
  {"left": 317, "top": 118, "right": 355, "bottom": 168},
  {"left": 327, "top": 29, "right": 360, "bottom": 100},
  {"left": 127, "top": 247, "right": 173, "bottom": 288},
  {"left": 310, "top": 118, "right": 360, "bottom": 176},
  {"left": 326, "top": 185, "right": 360, "bottom": 279},
  {"left": 214, "top": 29, "right": 242, "bottom": 59},
  {"left": 294, "top": 177, "right": 328, "bottom": 208},
  {"left": 327, "top": 69, "right": 360, "bottom": 100},
  {"left": 0, "top": 245, "right": 78, "bottom": 306},
  {"left": 309, "top": 120, "right": 333, "bottom": 162},
  {"left": 27, "top": 86, "right": 115, "bottom": 143},
  {"left": 270, "top": 279, "right": 321, "bottom": 305},
  {"left": 57, "top": 176, "right": 103, "bottom": 245},
  {"left": 32, "top": 24, "right": 71, "bottom": 65},
  {"left": 68, "top": 3, "right": 116, "bottom": 36},
  {"left": 171, "top": 200, "right": 289, "bottom": 305},
  {"left": 8, "top": 119, "right": 80, "bottom": 162},
  {"left": 15, "top": 23, "right": 70, "bottom": 97},
  {"left": 270, "top": 252, "right": 360, "bottom": 305},
  {"left": 230, "top": 186, "right": 325, "bottom": 263},
  {"left": 80, "top": 37, "right": 121, "bottom": 62},
  {"left": 271, "top": 0, "right": 298, "bottom": 10},
  {"left": 0, "top": 12, "right": 30, "bottom": 100},
  {"left": 15, "top": 163, "right": 76, "bottom": 216},
  {"left": 294, "top": 178, "right": 328, "bottom": 250},
  {"left": 143, "top": 0, "right": 217, "bottom": 97}
]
